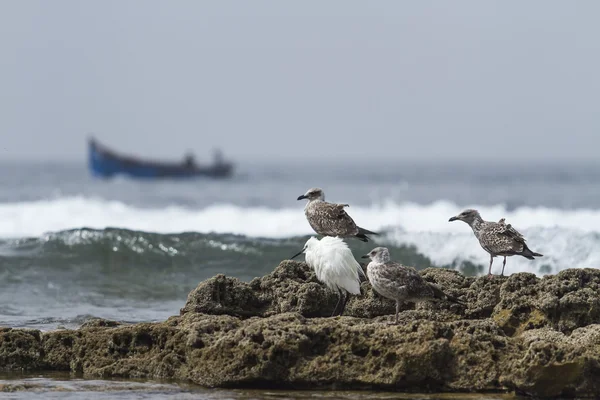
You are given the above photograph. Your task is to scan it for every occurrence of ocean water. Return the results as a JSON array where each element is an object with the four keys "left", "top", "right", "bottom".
[
  {"left": 1, "top": 158, "right": 599, "bottom": 332},
  {"left": 0, "top": 373, "right": 520, "bottom": 400}
]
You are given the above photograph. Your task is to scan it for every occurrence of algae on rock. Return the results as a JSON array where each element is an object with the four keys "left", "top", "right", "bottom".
[{"left": 2, "top": 261, "right": 600, "bottom": 398}]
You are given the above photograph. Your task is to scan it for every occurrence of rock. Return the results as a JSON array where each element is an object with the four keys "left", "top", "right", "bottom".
[
  {"left": 490, "top": 268, "right": 600, "bottom": 336},
  {"left": 0, "top": 329, "right": 42, "bottom": 370},
  {"left": 180, "top": 261, "right": 402, "bottom": 319},
  {"left": 79, "top": 318, "right": 122, "bottom": 330},
  {"left": 1, "top": 261, "right": 600, "bottom": 398},
  {"left": 503, "top": 325, "right": 600, "bottom": 397},
  {"left": 180, "top": 274, "right": 268, "bottom": 317}
]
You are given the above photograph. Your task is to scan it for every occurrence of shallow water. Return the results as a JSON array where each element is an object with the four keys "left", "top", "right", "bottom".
[{"left": 0, "top": 372, "right": 521, "bottom": 400}]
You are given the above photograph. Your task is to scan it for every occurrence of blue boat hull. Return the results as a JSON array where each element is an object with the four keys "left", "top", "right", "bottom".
[{"left": 88, "top": 138, "right": 234, "bottom": 179}]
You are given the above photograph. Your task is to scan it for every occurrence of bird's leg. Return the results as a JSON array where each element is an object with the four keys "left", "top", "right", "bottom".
[
  {"left": 501, "top": 256, "right": 507, "bottom": 276},
  {"left": 338, "top": 292, "right": 350, "bottom": 316},
  {"left": 395, "top": 300, "right": 400, "bottom": 324},
  {"left": 331, "top": 289, "right": 343, "bottom": 317},
  {"left": 487, "top": 255, "right": 494, "bottom": 278}
]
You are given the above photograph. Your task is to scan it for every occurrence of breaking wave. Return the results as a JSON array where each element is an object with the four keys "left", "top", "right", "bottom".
[{"left": 0, "top": 196, "right": 599, "bottom": 275}]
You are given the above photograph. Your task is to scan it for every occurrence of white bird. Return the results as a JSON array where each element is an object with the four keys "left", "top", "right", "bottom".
[{"left": 290, "top": 236, "right": 366, "bottom": 316}]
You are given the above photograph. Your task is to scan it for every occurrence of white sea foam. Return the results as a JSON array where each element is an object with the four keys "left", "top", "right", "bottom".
[{"left": 1, "top": 196, "right": 599, "bottom": 274}]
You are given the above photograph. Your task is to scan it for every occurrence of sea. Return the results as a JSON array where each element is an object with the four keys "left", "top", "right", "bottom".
[{"left": 0, "top": 158, "right": 595, "bottom": 398}]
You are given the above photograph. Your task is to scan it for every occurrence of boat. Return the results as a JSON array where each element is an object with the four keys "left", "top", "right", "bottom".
[{"left": 88, "top": 137, "right": 234, "bottom": 179}]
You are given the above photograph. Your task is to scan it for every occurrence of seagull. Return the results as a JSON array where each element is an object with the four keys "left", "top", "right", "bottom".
[
  {"left": 297, "top": 187, "right": 378, "bottom": 242},
  {"left": 362, "top": 247, "right": 463, "bottom": 324},
  {"left": 448, "top": 209, "right": 543, "bottom": 277},
  {"left": 291, "top": 236, "right": 366, "bottom": 316}
]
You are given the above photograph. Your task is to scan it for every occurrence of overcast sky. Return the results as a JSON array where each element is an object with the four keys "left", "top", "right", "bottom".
[{"left": 1, "top": 1, "right": 599, "bottom": 162}]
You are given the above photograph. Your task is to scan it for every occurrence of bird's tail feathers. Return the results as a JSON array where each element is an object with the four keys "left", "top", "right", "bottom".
[
  {"left": 429, "top": 283, "right": 465, "bottom": 306},
  {"left": 358, "top": 226, "right": 378, "bottom": 236},
  {"left": 355, "top": 233, "right": 370, "bottom": 242},
  {"left": 522, "top": 244, "right": 543, "bottom": 259},
  {"left": 357, "top": 265, "right": 367, "bottom": 279}
]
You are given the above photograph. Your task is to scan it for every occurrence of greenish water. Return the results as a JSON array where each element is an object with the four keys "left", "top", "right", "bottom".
[{"left": 0, "top": 372, "right": 521, "bottom": 400}]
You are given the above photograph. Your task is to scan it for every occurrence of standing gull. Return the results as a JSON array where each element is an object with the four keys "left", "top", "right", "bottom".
[
  {"left": 297, "top": 187, "right": 378, "bottom": 242},
  {"left": 291, "top": 236, "right": 366, "bottom": 316},
  {"left": 362, "top": 247, "right": 463, "bottom": 324},
  {"left": 448, "top": 209, "right": 543, "bottom": 277}
]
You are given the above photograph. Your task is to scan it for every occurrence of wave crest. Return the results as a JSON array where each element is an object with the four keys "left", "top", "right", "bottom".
[
  {"left": 1, "top": 196, "right": 600, "bottom": 237},
  {"left": 1, "top": 196, "right": 599, "bottom": 275}
]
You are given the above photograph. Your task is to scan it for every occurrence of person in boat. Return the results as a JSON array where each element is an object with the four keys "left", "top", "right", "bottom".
[
  {"left": 183, "top": 152, "right": 196, "bottom": 168},
  {"left": 213, "top": 149, "right": 224, "bottom": 165}
]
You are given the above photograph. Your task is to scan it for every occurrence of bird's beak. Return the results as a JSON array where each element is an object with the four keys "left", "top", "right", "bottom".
[
  {"left": 297, "top": 195, "right": 307, "bottom": 201},
  {"left": 448, "top": 216, "right": 458, "bottom": 222},
  {"left": 361, "top": 254, "right": 370, "bottom": 259},
  {"left": 290, "top": 249, "right": 304, "bottom": 259}
]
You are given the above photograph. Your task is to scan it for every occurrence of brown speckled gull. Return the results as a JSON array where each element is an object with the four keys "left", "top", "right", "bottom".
[
  {"left": 449, "top": 209, "right": 543, "bottom": 277},
  {"left": 297, "top": 187, "right": 377, "bottom": 242},
  {"left": 362, "top": 247, "right": 463, "bottom": 324}
]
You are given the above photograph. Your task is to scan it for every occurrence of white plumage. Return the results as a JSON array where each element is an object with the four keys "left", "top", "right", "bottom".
[{"left": 291, "top": 236, "right": 366, "bottom": 315}]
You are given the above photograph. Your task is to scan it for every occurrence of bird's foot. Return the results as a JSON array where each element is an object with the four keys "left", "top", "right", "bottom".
[{"left": 487, "top": 273, "right": 494, "bottom": 279}]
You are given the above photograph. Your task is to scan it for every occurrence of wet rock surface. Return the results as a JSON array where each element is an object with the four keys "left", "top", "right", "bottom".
[{"left": 2, "top": 261, "right": 600, "bottom": 398}]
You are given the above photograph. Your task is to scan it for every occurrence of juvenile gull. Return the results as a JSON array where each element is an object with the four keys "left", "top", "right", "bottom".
[
  {"left": 448, "top": 209, "right": 543, "bottom": 277},
  {"left": 362, "top": 247, "right": 463, "bottom": 324},
  {"left": 291, "top": 236, "right": 366, "bottom": 316},
  {"left": 297, "top": 187, "right": 378, "bottom": 242}
]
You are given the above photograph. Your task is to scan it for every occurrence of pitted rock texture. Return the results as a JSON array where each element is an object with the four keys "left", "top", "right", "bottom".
[{"left": 2, "top": 262, "right": 600, "bottom": 398}]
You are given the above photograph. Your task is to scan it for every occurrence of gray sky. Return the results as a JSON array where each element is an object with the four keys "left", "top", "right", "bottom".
[{"left": 1, "top": 1, "right": 599, "bottom": 162}]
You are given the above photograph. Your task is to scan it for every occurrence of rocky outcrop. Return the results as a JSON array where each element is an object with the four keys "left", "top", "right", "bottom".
[{"left": 2, "top": 261, "right": 600, "bottom": 398}]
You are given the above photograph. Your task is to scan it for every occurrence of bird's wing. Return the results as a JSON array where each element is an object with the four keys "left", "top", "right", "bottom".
[
  {"left": 480, "top": 221, "right": 526, "bottom": 254},
  {"left": 495, "top": 217, "right": 526, "bottom": 241},
  {"left": 379, "top": 262, "right": 432, "bottom": 298},
  {"left": 333, "top": 203, "right": 351, "bottom": 217},
  {"left": 427, "top": 282, "right": 464, "bottom": 305},
  {"left": 308, "top": 202, "right": 359, "bottom": 236},
  {"left": 502, "top": 223, "right": 526, "bottom": 242},
  {"left": 497, "top": 216, "right": 523, "bottom": 235},
  {"left": 315, "top": 237, "right": 362, "bottom": 294}
]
